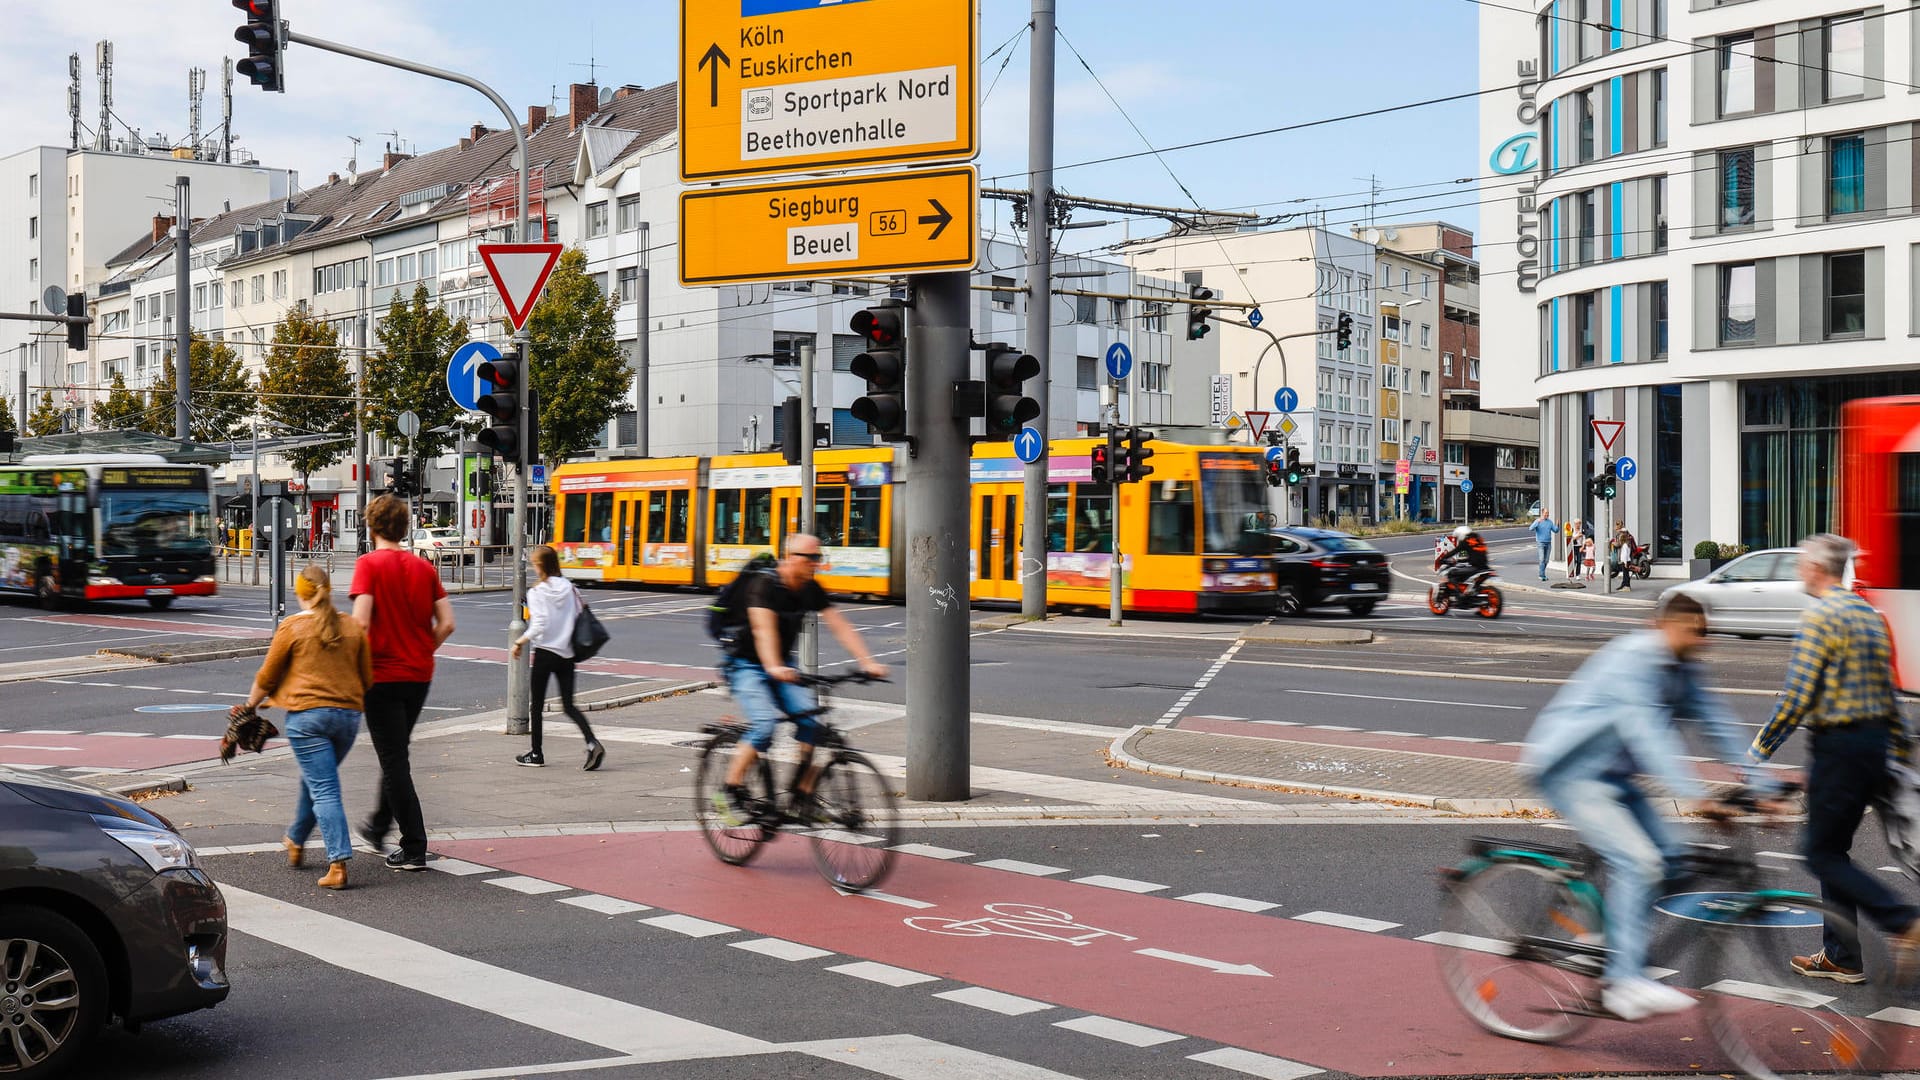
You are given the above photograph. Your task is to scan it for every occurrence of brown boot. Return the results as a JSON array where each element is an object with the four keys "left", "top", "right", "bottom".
[
  {"left": 283, "top": 836, "right": 303, "bottom": 868},
  {"left": 316, "top": 861, "right": 348, "bottom": 890}
]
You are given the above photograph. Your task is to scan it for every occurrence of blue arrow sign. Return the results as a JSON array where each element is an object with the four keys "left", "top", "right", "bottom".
[
  {"left": 1615, "top": 456, "right": 1638, "bottom": 482},
  {"left": 1264, "top": 445, "right": 1285, "bottom": 464},
  {"left": 1104, "top": 342, "right": 1133, "bottom": 382},
  {"left": 1459, "top": 479, "right": 1475, "bottom": 494},
  {"left": 1273, "top": 387, "right": 1299, "bottom": 413},
  {"left": 1247, "top": 307, "right": 1263, "bottom": 329},
  {"left": 447, "top": 340, "right": 502, "bottom": 413},
  {"left": 1014, "top": 426, "right": 1044, "bottom": 464}
]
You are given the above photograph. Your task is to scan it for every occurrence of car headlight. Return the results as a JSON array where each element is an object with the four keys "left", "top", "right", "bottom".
[
  {"left": 195, "top": 575, "right": 217, "bottom": 583},
  {"left": 98, "top": 821, "right": 200, "bottom": 872},
  {"left": 94, "top": 576, "right": 123, "bottom": 586}
]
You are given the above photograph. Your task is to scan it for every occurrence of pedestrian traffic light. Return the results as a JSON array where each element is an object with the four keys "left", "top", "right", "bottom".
[
  {"left": 466, "top": 469, "right": 494, "bottom": 497},
  {"left": 1090, "top": 438, "right": 1114, "bottom": 486},
  {"left": 1264, "top": 456, "right": 1283, "bottom": 487},
  {"left": 849, "top": 304, "right": 907, "bottom": 440},
  {"left": 1284, "top": 446, "right": 1304, "bottom": 486},
  {"left": 1122, "top": 427, "right": 1156, "bottom": 484},
  {"left": 385, "top": 458, "right": 409, "bottom": 496},
  {"left": 1187, "top": 285, "right": 1213, "bottom": 341},
  {"left": 65, "top": 292, "right": 86, "bottom": 351},
  {"left": 232, "top": 0, "right": 285, "bottom": 93},
  {"left": 982, "top": 343, "right": 1040, "bottom": 437},
  {"left": 476, "top": 349, "right": 532, "bottom": 461},
  {"left": 1336, "top": 313, "right": 1354, "bottom": 353},
  {"left": 779, "top": 395, "right": 803, "bottom": 465}
]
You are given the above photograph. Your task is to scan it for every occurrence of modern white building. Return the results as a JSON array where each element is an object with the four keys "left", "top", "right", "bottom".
[{"left": 1479, "top": 0, "right": 1920, "bottom": 561}]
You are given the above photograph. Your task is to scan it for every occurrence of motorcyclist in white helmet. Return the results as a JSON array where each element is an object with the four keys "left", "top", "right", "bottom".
[{"left": 1434, "top": 524, "right": 1491, "bottom": 598}]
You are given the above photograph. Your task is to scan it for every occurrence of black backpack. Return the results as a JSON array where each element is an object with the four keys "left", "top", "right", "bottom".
[{"left": 707, "top": 553, "right": 778, "bottom": 645}]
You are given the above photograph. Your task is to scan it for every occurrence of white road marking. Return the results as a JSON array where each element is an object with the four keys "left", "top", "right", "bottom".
[
  {"left": 835, "top": 886, "right": 937, "bottom": 910},
  {"left": 1291, "top": 910, "right": 1400, "bottom": 933},
  {"left": 808, "top": 828, "right": 883, "bottom": 845},
  {"left": 933, "top": 987, "right": 1055, "bottom": 1016},
  {"left": 788, "top": 1034, "right": 1088, "bottom": 1080},
  {"left": 827, "top": 961, "right": 939, "bottom": 987},
  {"left": 729, "top": 937, "right": 833, "bottom": 962},
  {"left": 162, "top": 733, "right": 213, "bottom": 740},
  {"left": 891, "top": 843, "right": 973, "bottom": 860},
  {"left": 1367, "top": 731, "right": 1422, "bottom": 737},
  {"left": 556, "top": 894, "right": 650, "bottom": 915},
  {"left": 427, "top": 858, "right": 495, "bottom": 877},
  {"left": 1187, "top": 1047, "right": 1324, "bottom": 1080},
  {"left": 91, "top": 731, "right": 153, "bottom": 738},
  {"left": 1757, "top": 851, "right": 1806, "bottom": 861},
  {"left": 17, "top": 729, "right": 80, "bottom": 735},
  {"left": 1308, "top": 725, "right": 1360, "bottom": 732},
  {"left": 1156, "top": 636, "right": 1251, "bottom": 727},
  {"left": 1176, "top": 892, "right": 1279, "bottom": 913},
  {"left": 1287, "top": 688, "right": 1523, "bottom": 710},
  {"left": 974, "top": 858, "right": 1069, "bottom": 876},
  {"left": 1416, "top": 931, "right": 1513, "bottom": 955},
  {"left": 1429, "top": 735, "right": 1492, "bottom": 743},
  {"left": 1135, "top": 947, "right": 1270, "bottom": 977},
  {"left": 639, "top": 913, "right": 738, "bottom": 938},
  {"left": 484, "top": 875, "right": 570, "bottom": 896},
  {"left": 1070, "top": 874, "right": 1167, "bottom": 894},
  {"left": 1705, "top": 979, "right": 1833, "bottom": 1008},
  {"left": 1250, "top": 720, "right": 1300, "bottom": 727},
  {"left": 1052, "top": 1015, "right": 1184, "bottom": 1047},
  {"left": 1869, "top": 1006, "right": 1920, "bottom": 1026}
]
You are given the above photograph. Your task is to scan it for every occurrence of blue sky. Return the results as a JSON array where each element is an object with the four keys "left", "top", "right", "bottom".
[{"left": 2, "top": 1, "right": 1484, "bottom": 251}]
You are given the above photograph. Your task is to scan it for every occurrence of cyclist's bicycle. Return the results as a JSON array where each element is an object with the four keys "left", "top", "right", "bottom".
[
  {"left": 692, "top": 672, "right": 899, "bottom": 892},
  {"left": 1438, "top": 789, "right": 1911, "bottom": 1080}
]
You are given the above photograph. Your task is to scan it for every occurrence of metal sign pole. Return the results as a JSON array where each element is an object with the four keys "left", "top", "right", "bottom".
[{"left": 799, "top": 339, "right": 819, "bottom": 675}]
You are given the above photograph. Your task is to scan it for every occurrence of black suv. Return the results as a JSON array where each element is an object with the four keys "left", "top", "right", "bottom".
[
  {"left": 0, "top": 768, "right": 229, "bottom": 1076},
  {"left": 1253, "top": 527, "right": 1392, "bottom": 616}
]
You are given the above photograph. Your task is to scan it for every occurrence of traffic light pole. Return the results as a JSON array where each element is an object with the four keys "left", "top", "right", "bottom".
[
  {"left": 905, "top": 271, "right": 971, "bottom": 802},
  {"left": 799, "top": 339, "right": 819, "bottom": 676},
  {"left": 1020, "top": 0, "right": 1056, "bottom": 622},
  {"left": 173, "top": 175, "right": 191, "bottom": 441}
]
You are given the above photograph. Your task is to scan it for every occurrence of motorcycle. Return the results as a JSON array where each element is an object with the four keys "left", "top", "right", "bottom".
[
  {"left": 1428, "top": 569, "right": 1504, "bottom": 619},
  {"left": 1626, "top": 543, "right": 1652, "bottom": 580}
]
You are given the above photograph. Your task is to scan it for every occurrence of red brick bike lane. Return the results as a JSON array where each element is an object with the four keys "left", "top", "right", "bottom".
[
  {"left": 432, "top": 830, "right": 1907, "bottom": 1078},
  {"left": 0, "top": 731, "right": 222, "bottom": 770}
]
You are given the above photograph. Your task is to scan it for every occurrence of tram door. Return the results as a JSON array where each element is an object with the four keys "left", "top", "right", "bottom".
[{"left": 972, "top": 491, "right": 1022, "bottom": 602}]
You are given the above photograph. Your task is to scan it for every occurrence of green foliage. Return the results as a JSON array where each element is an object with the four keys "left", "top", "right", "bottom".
[
  {"left": 522, "top": 248, "right": 630, "bottom": 466},
  {"left": 0, "top": 391, "right": 13, "bottom": 433},
  {"left": 260, "top": 307, "right": 352, "bottom": 478},
  {"left": 1693, "top": 539, "right": 1721, "bottom": 560},
  {"left": 26, "top": 392, "right": 67, "bottom": 437},
  {"left": 144, "top": 334, "right": 253, "bottom": 443},
  {"left": 1717, "top": 542, "right": 1750, "bottom": 560},
  {"left": 91, "top": 373, "right": 148, "bottom": 431},
  {"left": 367, "top": 283, "right": 473, "bottom": 460}
]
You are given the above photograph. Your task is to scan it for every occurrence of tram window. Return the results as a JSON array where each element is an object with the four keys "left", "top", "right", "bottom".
[
  {"left": 849, "top": 487, "right": 882, "bottom": 547},
  {"left": 669, "top": 490, "right": 690, "bottom": 543},
  {"left": 589, "top": 492, "right": 614, "bottom": 543},
  {"left": 814, "top": 487, "right": 847, "bottom": 545},
  {"left": 647, "top": 491, "right": 667, "bottom": 543},
  {"left": 1046, "top": 484, "right": 1069, "bottom": 553},
  {"left": 1073, "top": 487, "right": 1113, "bottom": 554},
  {"left": 1148, "top": 480, "right": 1197, "bottom": 555},
  {"left": 562, "top": 493, "right": 588, "bottom": 543},
  {"left": 743, "top": 489, "right": 774, "bottom": 545},
  {"left": 712, "top": 490, "right": 741, "bottom": 544}
]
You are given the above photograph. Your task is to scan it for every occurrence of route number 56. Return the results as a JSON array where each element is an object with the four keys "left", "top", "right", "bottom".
[{"left": 869, "top": 209, "right": 906, "bottom": 237}]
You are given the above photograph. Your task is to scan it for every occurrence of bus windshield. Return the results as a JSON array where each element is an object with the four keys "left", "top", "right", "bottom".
[
  {"left": 99, "top": 489, "right": 212, "bottom": 557},
  {"left": 1199, "top": 455, "right": 1272, "bottom": 555}
]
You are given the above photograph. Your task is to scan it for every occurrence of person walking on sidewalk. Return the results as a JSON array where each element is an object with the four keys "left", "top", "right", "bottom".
[
  {"left": 1531, "top": 508, "right": 1557, "bottom": 582},
  {"left": 351, "top": 493, "right": 454, "bottom": 872},
  {"left": 1749, "top": 533, "right": 1920, "bottom": 982},
  {"left": 510, "top": 545, "right": 604, "bottom": 770},
  {"left": 241, "top": 565, "right": 372, "bottom": 890}
]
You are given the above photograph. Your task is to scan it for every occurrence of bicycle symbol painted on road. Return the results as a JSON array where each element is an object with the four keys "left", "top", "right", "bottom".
[{"left": 905, "top": 904, "right": 1138, "bottom": 947}]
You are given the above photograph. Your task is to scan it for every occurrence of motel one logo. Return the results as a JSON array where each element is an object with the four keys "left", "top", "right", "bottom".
[{"left": 1490, "top": 59, "right": 1541, "bottom": 294}]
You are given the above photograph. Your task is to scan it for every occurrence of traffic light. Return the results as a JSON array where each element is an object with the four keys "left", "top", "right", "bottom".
[
  {"left": 1122, "top": 427, "right": 1156, "bottom": 484},
  {"left": 1336, "top": 312, "right": 1354, "bottom": 353},
  {"left": 1187, "top": 285, "right": 1213, "bottom": 341},
  {"left": 849, "top": 304, "right": 907, "bottom": 440},
  {"left": 385, "top": 459, "right": 410, "bottom": 497},
  {"left": 1590, "top": 460, "right": 1619, "bottom": 501},
  {"left": 780, "top": 395, "right": 803, "bottom": 465},
  {"left": 1264, "top": 456, "right": 1284, "bottom": 488},
  {"left": 465, "top": 469, "right": 494, "bottom": 497},
  {"left": 232, "top": 0, "right": 285, "bottom": 93},
  {"left": 65, "top": 292, "right": 85, "bottom": 351},
  {"left": 1090, "top": 435, "right": 1114, "bottom": 486},
  {"left": 1284, "top": 446, "right": 1304, "bottom": 486},
  {"left": 983, "top": 344, "right": 1040, "bottom": 437},
  {"left": 476, "top": 349, "right": 532, "bottom": 461}
]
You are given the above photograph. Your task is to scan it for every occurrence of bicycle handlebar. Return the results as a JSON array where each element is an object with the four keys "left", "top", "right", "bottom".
[{"left": 795, "top": 671, "right": 890, "bottom": 689}]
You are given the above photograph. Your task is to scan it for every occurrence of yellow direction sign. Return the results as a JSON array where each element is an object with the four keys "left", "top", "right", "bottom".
[
  {"left": 679, "top": 0, "right": 978, "bottom": 182},
  {"left": 680, "top": 167, "right": 977, "bottom": 286}
]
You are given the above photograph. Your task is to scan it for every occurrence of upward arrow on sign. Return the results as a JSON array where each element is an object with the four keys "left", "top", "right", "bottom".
[
  {"left": 1590, "top": 418, "right": 1625, "bottom": 452},
  {"left": 479, "top": 243, "right": 564, "bottom": 332}
]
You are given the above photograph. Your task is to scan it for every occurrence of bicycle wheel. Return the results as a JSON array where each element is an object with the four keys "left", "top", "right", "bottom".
[
  {"left": 692, "top": 728, "right": 775, "bottom": 866},
  {"left": 807, "top": 751, "right": 899, "bottom": 892},
  {"left": 1439, "top": 860, "right": 1600, "bottom": 1043},
  {"left": 1700, "top": 895, "right": 1895, "bottom": 1080}
]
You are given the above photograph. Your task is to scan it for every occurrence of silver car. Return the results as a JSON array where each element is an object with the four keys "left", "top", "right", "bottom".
[{"left": 1667, "top": 547, "right": 1850, "bottom": 638}]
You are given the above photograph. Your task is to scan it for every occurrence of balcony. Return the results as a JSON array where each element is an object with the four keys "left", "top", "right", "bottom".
[{"left": 1447, "top": 407, "right": 1538, "bottom": 446}]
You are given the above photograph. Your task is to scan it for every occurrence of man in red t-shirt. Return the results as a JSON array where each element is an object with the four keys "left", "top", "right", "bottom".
[{"left": 350, "top": 494, "right": 454, "bottom": 871}]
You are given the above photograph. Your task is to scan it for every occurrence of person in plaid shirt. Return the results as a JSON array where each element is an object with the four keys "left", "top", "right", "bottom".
[{"left": 1750, "top": 533, "right": 1920, "bottom": 983}]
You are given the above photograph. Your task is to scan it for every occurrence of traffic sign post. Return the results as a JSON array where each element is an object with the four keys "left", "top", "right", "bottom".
[
  {"left": 447, "top": 341, "right": 502, "bottom": 414},
  {"left": 1104, "top": 341, "right": 1132, "bottom": 382},
  {"left": 1013, "top": 427, "right": 1044, "bottom": 464},
  {"left": 478, "top": 243, "right": 563, "bottom": 331},
  {"left": 1615, "top": 456, "right": 1638, "bottom": 482},
  {"left": 678, "top": 167, "right": 977, "bottom": 286},
  {"left": 1243, "top": 410, "right": 1272, "bottom": 440},
  {"left": 1590, "top": 418, "right": 1625, "bottom": 453},
  {"left": 678, "top": 0, "right": 978, "bottom": 182},
  {"left": 1273, "top": 387, "right": 1299, "bottom": 413}
]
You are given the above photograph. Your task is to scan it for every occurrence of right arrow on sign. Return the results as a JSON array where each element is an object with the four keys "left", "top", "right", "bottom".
[
  {"left": 698, "top": 43, "right": 730, "bottom": 108},
  {"left": 919, "top": 199, "right": 953, "bottom": 241}
]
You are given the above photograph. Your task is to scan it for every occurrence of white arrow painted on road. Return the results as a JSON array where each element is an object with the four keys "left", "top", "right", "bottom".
[{"left": 1134, "top": 947, "right": 1271, "bottom": 977}]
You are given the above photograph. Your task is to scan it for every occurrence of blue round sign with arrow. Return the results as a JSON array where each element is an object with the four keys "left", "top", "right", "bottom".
[
  {"left": 1264, "top": 445, "right": 1285, "bottom": 464},
  {"left": 1615, "top": 456, "right": 1638, "bottom": 482},
  {"left": 448, "top": 340, "right": 502, "bottom": 413},
  {"left": 1104, "top": 342, "right": 1133, "bottom": 382},
  {"left": 1460, "top": 478, "right": 1474, "bottom": 494},
  {"left": 1273, "top": 387, "right": 1299, "bottom": 413},
  {"left": 1014, "top": 426, "right": 1044, "bottom": 464}
]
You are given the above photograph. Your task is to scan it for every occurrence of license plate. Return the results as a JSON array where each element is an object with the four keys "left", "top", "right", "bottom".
[
  {"left": 145, "top": 587, "right": 173, "bottom": 596},
  {"left": 1351, "top": 583, "right": 1379, "bottom": 591}
]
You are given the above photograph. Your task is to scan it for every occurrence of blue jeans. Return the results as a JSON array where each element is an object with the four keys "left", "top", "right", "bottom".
[
  {"left": 286, "top": 707, "right": 362, "bottom": 864},
  {"left": 1538, "top": 542, "right": 1552, "bottom": 580},
  {"left": 721, "top": 656, "right": 819, "bottom": 752},
  {"left": 1538, "top": 773, "right": 1683, "bottom": 983}
]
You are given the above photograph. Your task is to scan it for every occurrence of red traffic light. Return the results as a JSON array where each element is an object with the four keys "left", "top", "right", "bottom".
[{"left": 850, "top": 308, "right": 902, "bottom": 347}]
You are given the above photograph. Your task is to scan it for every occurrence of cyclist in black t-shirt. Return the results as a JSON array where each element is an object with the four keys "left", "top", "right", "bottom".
[{"left": 718, "top": 534, "right": 887, "bottom": 821}]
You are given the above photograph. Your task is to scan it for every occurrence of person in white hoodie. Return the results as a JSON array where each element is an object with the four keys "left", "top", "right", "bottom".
[{"left": 509, "top": 545, "right": 604, "bottom": 770}]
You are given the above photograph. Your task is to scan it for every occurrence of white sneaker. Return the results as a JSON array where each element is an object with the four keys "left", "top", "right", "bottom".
[{"left": 1602, "top": 977, "right": 1697, "bottom": 1021}]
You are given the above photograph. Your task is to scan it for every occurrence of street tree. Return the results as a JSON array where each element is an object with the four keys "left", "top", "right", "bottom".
[
  {"left": 523, "top": 248, "right": 629, "bottom": 466},
  {"left": 0, "top": 391, "right": 13, "bottom": 433},
  {"left": 260, "top": 307, "right": 352, "bottom": 482},
  {"left": 144, "top": 334, "right": 253, "bottom": 443},
  {"left": 91, "top": 373, "right": 149, "bottom": 430},
  {"left": 367, "top": 283, "right": 471, "bottom": 460},
  {"left": 26, "top": 392, "right": 67, "bottom": 437}
]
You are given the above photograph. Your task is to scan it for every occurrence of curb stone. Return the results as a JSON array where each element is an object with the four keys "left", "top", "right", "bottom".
[{"left": 102, "top": 638, "right": 270, "bottom": 664}]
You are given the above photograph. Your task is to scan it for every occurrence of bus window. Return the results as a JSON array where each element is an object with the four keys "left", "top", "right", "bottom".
[
  {"left": 849, "top": 487, "right": 883, "bottom": 547},
  {"left": 712, "top": 490, "right": 741, "bottom": 544},
  {"left": 647, "top": 491, "right": 668, "bottom": 543},
  {"left": 1073, "top": 487, "right": 1113, "bottom": 554},
  {"left": 589, "top": 492, "right": 614, "bottom": 543},
  {"left": 669, "top": 490, "right": 690, "bottom": 543},
  {"left": 743, "top": 489, "right": 774, "bottom": 545},
  {"left": 1201, "top": 457, "right": 1271, "bottom": 554},
  {"left": 1896, "top": 455, "right": 1920, "bottom": 589},
  {"left": 1148, "top": 480, "right": 1197, "bottom": 554},
  {"left": 814, "top": 487, "right": 847, "bottom": 545},
  {"left": 563, "top": 494, "right": 587, "bottom": 543},
  {"left": 1046, "top": 484, "right": 1069, "bottom": 553}
]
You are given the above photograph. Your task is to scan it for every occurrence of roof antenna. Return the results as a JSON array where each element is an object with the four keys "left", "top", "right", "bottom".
[{"left": 347, "top": 134, "right": 360, "bottom": 175}]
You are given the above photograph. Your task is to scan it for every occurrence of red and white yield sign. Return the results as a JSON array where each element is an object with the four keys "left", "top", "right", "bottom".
[
  {"left": 1590, "top": 418, "right": 1625, "bottom": 452},
  {"left": 478, "top": 243, "right": 563, "bottom": 332}
]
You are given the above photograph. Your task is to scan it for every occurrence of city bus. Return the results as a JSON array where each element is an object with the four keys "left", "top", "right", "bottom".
[
  {"left": 0, "top": 455, "right": 218, "bottom": 610},
  {"left": 1841, "top": 397, "right": 1920, "bottom": 691},
  {"left": 547, "top": 439, "right": 1275, "bottom": 614}
]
